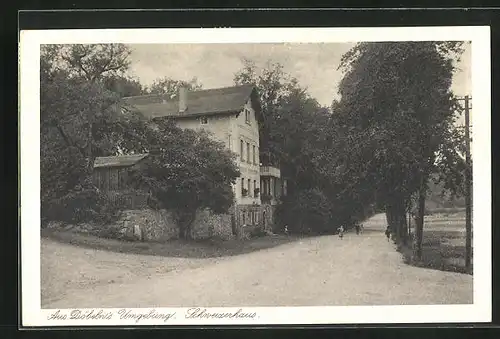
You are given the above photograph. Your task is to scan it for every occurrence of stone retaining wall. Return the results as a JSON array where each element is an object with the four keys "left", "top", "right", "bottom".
[
  {"left": 120, "top": 209, "right": 179, "bottom": 241},
  {"left": 191, "top": 209, "right": 234, "bottom": 240},
  {"left": 106, "top": 208, "right": 233, "bottom": 242},
  {"left": 48, "top": 205, "right": 273, "bottom": 242}
]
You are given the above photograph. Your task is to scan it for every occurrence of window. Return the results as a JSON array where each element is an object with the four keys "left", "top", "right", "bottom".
[
  {"left": 255, "top": 212, "right": 259, "bottom": 224},
  {"left": 252, "top": 145, "right": 256, "bottom": 164},
  {"left": 246, "top": 142, "right": 250, "bottom": 163},
  {"left": 248, "top": 179, "right": 251, "bottom": 197},
  {"left": 240, "top": 140, "right": 244, "bottom": 161},
  {"left": 241, "top": 178, "right": 245, "bottom": 196},
  {"left": 245, "top": 108, "right": 250, "bottom": 124},
  {"left": 253, "top": 180, "right": 257, "bottom": 197},
  {"left": 200, "top": 116, "right": 208, "bottom": 125},
  {"left": 242, "top": 211, "right": 246, "bottom": 225}
]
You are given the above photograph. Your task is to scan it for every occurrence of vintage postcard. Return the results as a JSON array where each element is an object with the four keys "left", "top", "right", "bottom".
[{"left": 20, "top": 26, "right": 491, "bottom": 326}]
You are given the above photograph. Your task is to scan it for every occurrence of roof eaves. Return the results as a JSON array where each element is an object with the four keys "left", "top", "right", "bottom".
[
  {"left": 153, "top": 109, "right": 240, "bottom": 120},
  {"left": 93, "top": 154, "right": 149, "bottom": 168}
]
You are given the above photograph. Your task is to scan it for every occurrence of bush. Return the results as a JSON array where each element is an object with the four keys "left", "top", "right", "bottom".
[
  {"left": 42, "top": 188, "right": 121, "bottom": 225},
  {"left": 276, "top": 188, "right": 333, "bottom": 235}
]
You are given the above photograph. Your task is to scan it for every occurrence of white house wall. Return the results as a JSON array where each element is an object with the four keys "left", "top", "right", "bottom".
[{"left": 174, "top": 98, "right": 261, "bottom": 206}]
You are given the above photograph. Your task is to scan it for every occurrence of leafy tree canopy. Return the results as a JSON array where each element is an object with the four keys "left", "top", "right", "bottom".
[
  {"left": 145, "top": 77, "right": 203, "bottom": 98},
  {"left": 42, "top": 44, "right": 132, "bottom": 82},
  {"left": 332, "top": 41, "right": 466, "bottom": 242},
  {"left": 334, "top": 41, "right": 465, "bottom": 207},
  {"left": 234, "top": 59, "right": 331, "bottom": 192}
]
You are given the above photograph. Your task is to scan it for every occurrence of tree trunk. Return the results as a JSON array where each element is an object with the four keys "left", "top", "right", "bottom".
[
  {"left": 87, "top": 124, "right": 93, "bottom": 170},
  {"left": 177, "top": 210, "right": 196, "bottom": 240},
  {"left": 385, "top": 208, "right": 392, "bottom": 233},
  {"left": 82, "top": 108, "right": 96, "bottom": 190},
  {"left": 399, "top": 210, "right": 408, "bottom": 245},
  {"left": 407, "top": 202, "right": 412, "bottom": 240},
  {"left": 397, "top": 198, "right": 408, "bottom": 245},
  {"left": 386, "top": 201, "right": 407, "bottom": 244},
  {"left": 393, "top": 208, "right": 400, "bottom": 241},
  {"left": 414, "top": 179, "right": 426, "bottom": 261}
]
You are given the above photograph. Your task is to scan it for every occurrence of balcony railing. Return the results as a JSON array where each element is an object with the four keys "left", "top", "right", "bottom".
[{"left": 260, "top": 165, "right": 281, "bottom": 178}]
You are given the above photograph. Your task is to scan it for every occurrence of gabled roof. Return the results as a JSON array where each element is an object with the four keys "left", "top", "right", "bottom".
[
  {"left": 94, "top": 154, "right": 149, "bottom": 168},
  {"left": 122, "top": 84, "right": 261, "bottom": 120}
]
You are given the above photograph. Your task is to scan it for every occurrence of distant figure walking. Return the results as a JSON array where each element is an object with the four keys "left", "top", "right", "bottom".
[
  {"left": 355, "top": 222, "right": 361, "bottom": 235},
  {"left": 385, "top": 227, "right": 391, "bottom": 242},
  {"left": 338, "top": 225, "right": 345, "bottom": 240}
]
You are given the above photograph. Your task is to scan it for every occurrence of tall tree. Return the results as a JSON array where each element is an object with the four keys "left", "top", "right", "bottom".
[
  {"left": 336, "top": 42, "right": 465, "bottom": 248},
  {"left": 41, "top": 44, "right": 133, "bottom": 175},
  {"left": 40, "top": 44, "right": 152, "bottom": 202},
  {"left": 103, "top": 74, "right": 145, "bottom": 97},
  {"left": 40, "top": 66, "right": 122, "bottom": 196},
  {"left": 44, "top": 44, "right": 132, "bottom": 82},
  {"left": 234, "top": 59, "right": 330, "bottom": 194},
  {"left": 234, "top": 60, "right": 297, "bottom": 161}
]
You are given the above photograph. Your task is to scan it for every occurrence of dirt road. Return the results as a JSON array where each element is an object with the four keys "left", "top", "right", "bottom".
[{"left": 43, "top": 214, "right": 472, "bottom": 308}]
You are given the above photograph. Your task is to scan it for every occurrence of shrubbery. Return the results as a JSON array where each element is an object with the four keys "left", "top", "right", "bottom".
[
  {"left": 42, "top": 187, "right": 121, "bottom": 226},
  {"left": 276, "top": 188, "right": 334, "bottom": 235}
]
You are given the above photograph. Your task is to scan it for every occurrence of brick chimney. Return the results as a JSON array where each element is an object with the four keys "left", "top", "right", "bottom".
[{"left": 178, "top": 86, "right": 188, "bottom": 113}]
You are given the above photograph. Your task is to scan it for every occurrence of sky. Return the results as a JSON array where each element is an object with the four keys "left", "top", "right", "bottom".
[{"left": 127, "top": 42, "right": 472, "bottom": 109}]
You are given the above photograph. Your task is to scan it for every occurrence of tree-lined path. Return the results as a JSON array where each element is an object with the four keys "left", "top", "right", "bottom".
[{"left": 45, "top": 214, "right": 472, "bottom": 309}]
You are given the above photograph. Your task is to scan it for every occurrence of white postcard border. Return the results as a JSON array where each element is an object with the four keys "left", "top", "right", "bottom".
[{"left": 20, "top": 26, "right": 491, "bottom": 327}]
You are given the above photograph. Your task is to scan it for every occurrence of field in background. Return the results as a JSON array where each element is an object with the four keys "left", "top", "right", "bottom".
[
  {"left": 402, "top": 210, "right": 471, "bottom": 274},
  {"left": 425, "top": 207, "right": 466, "bottom": 215}
]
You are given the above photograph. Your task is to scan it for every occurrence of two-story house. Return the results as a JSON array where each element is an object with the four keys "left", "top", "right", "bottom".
[{"left": 122, "top": 84, "right": 284, "bottom": 233}]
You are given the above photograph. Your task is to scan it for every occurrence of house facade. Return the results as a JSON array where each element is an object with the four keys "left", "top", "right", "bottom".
[{"left": 122, "top": 85, "right": 285, "bottom": 233}]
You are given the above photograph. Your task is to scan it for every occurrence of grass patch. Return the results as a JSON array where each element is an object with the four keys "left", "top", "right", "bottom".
[
  {"left": 425, "top": 207, "right": 466, "bottom": 216},
  {"left": 42, "top": 228, "right": 302, "bottom": 259},
  {"left": 399, "top": 215, "right": 472, "bottom": 275}
]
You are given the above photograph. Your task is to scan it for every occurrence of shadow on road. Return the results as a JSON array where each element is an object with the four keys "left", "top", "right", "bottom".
[{"left": 43, "top": 229, "right": 307, "bottom": 259}]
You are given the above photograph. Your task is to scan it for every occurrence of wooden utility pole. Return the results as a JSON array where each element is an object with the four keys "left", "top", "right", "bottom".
[{"left": 464, "top": 95, "right": 472, "bottom": 271}]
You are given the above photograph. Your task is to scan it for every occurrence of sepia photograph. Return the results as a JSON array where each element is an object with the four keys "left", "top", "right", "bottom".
[{"left": 20, "top": 27, "right": 491, "bottom": 326}]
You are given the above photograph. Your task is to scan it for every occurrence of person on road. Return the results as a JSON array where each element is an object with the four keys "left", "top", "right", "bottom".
[
  {"left": 338, "top": 225, "right": 345, "bottom": 239},
  {"left": 355, "top": 222, "right": 361, "bottom": 235},
  {"left": 385, "top": 227, "right": 391, "bottom": 242}
]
